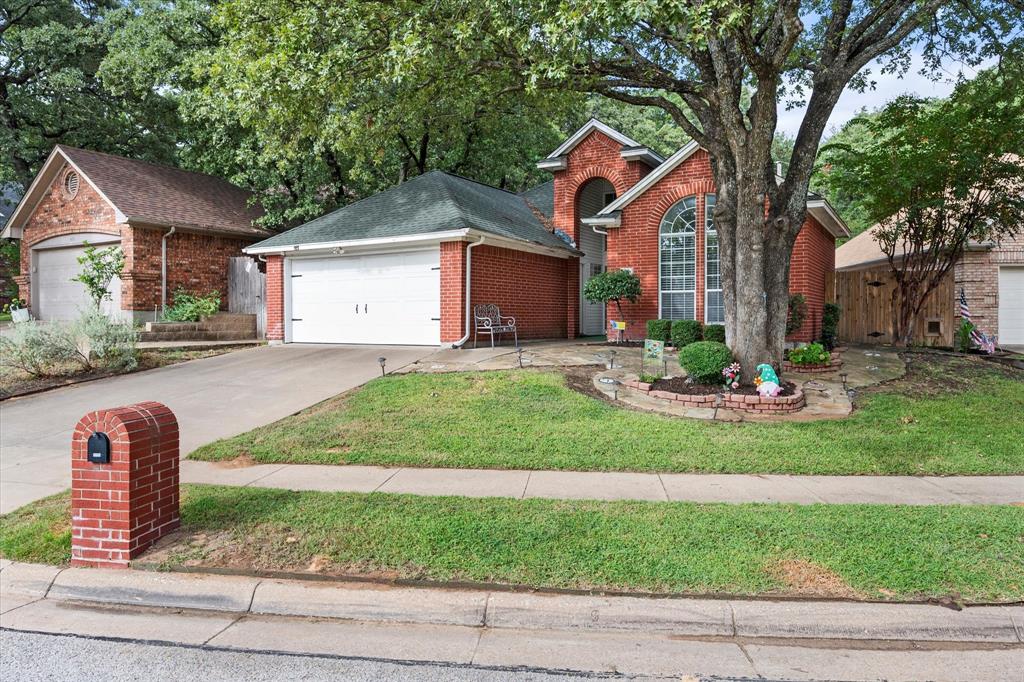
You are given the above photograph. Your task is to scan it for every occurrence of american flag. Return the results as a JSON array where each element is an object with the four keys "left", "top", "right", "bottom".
[{"left": 959, "top": 288, "right": 997, "bottom": 353}]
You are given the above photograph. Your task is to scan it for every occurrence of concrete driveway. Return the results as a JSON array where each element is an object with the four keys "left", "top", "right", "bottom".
[{"left": 0, "top": 344, "right": 431, "bottom": 513}]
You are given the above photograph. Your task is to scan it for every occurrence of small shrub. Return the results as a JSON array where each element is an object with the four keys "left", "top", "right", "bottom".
[
  {"left": 638, "top": 372, "right": 661, "bottom": 384},
  {"left": 0, "top": 321, "right": 79, "bottom": 377},
  {"left": 955, "top": 319, "right": 975, "bottom": 353},
  {"left": 678, "top": 341, "right": 733, "bottom": 384},
  {"left": 703, "top": 324, "right": 726, "bottom": 343},
  {"left": 820, "top": 303, "right": 841, "bottom": 350},
  {"left": 646, "top": 319, "right": 672, "bottom": 343},
  {"left": 163, "top": 288, "right": 221, "bottom": 322},
  {"left": 788, "top": 342, "right": 830, "bottom": 365},
  {"left": 670, "top": 319, "right": 702, "bottom": 348},
  {"left": 74, "top": 308, "right": 138, "bottom": 372},
  {"left": 786, "top": 293, "right": 807, "bottom": 336}
]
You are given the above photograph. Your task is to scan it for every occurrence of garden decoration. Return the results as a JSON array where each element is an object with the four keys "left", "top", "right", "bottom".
[
  {"left": 642, "top": 338, "right": 667, "bottom": 377},
  {"left": 755, "top": 363, "right": 782, "bottom": 397},
  {"left": 722, "top": 362, "right": 741, "bottom": 390},
  {"left": 4, "top": 298, "right": 30, "bottom": 323},
  {"left": 959, "top": 288, "right": 997, "bottom": 353}
]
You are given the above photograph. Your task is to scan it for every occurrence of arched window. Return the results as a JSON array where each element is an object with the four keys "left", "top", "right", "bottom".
[
  {"left": 659, "top": 196, "right": 697, "bottom": 320},
  {"left": 704, "top": 194, "right": 724, "bottom": 324}
]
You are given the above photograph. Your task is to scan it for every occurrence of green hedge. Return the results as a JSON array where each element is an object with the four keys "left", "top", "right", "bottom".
[
  {"left": 703, "top": 324, "right": 726, "bottom": 343},
  {"left": 646, "top": 319, "right": 672, "bottom": 343},
  {"left": 671, "top": 319, "right": 702, "bottom": 348},
  {"left": 677, "top": 341, "right": 733, "bottom": 383}
]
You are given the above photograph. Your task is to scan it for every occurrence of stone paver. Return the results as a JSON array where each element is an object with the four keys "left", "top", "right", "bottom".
[{"left": 180, "top": 460, "right": 1024, "bottom": 505}]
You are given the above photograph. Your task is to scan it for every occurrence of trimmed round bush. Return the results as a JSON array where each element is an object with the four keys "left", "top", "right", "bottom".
[
  {"left": 677, "top": 341, "right": 733, "bottom": 384},
  {"left": 646, "top": 319, "right": 672, "bottom": 343},
  {"left": 670, "top": 319, "right": 702, "bottom": 348},
  {"left": 703, "top": 324, "right": 726, "bottom": 343}
]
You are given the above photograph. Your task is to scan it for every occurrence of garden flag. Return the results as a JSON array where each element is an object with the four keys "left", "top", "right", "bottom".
[{"left": 958, "top": 288, "right": 997, "bottom": 353}]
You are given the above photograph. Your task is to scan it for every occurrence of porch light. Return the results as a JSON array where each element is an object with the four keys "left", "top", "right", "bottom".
[{"left": 377, "top": 357, "right": 387, "bottom": 377}]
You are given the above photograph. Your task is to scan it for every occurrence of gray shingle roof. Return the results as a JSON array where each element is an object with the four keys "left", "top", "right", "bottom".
[
  {"left": 520, "top": 180, "right": 554, "bottom": 220},
  {"left": 251, "top": 171, "right": 577, "bottom": 253}
]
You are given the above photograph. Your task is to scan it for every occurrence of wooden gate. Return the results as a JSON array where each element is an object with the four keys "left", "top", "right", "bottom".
[
  {"left": 228, "top": 256, "right": 266, "bottom": 338},
  {"left": 835, "top": 267, "right": 954, "bottom": 346}
]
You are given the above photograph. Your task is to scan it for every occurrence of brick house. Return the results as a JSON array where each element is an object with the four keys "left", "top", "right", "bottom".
[
  {"left": 1, "top": 146, "right": 269, "bottom": 321},
  {"left": 248, "top": 119, "right": 848, "bottom": 345},
  {"left": 835, "top": 226, "right": 1024, "bottom": 347}
]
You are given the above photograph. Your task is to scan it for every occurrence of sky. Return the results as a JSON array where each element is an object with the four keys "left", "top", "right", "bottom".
[{"left": 776, "top": 51, "right": 996, "bottom": 139}]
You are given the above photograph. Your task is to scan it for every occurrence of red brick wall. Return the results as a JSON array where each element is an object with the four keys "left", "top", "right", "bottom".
[
  {"left": 439, "top": 242, "right": 569, "bottom": 343},
  {"left": 788, "top": 216, "right": 836, "bottom": 342},
  {"left": 440, "top": 241, "right": 467, "bottom": 343},
  {"left": 124, "top": 226, "right": 251, "bottom": 312},
  {"left": 17, "top": 164, "right": 121, "bottom": 307},
  {"left": 265, "top": 254, "right": 284, "bottom": 341},
  {"left": 71, "top": 402, "right": 180, "bottom": 568}
]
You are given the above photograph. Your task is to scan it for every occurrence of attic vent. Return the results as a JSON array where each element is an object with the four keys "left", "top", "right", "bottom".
[{"left": 63, "top": 171, "right": 80, "bottom": 199}]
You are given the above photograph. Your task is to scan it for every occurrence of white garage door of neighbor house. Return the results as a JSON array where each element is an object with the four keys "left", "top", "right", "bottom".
[
  {"left": 34, "top": 245, "right": 123, "bottom": 321},
  {"left": 289, "top": 249, "right": 441, "bottom": 345},
  {"left": 998, "top": 266, "right": 1024, "bottom": 345}
]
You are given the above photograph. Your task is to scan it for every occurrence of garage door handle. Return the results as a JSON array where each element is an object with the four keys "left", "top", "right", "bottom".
[
  {"left": 355, "top": 304, "right": 359, "bottom": 314},
  {"left": 364, "top": 304, "right": 368, "bottom": 314}
]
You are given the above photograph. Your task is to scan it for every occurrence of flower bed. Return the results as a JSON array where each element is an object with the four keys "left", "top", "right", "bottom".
[
  {"left": 621, "top": 378, "right": 806, "bottom": 413},
  {"left": 783, "top": 354, "right": 843, "bottom": 373}
]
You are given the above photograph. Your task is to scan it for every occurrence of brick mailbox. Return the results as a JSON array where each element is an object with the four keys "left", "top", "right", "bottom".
[{"left": 71, "top": 401, "right": 180, "bottom": 568}]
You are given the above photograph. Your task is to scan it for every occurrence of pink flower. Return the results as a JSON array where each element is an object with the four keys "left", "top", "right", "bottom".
[{"left": 731, "top": 381, "right": 739, "bottom": 389}]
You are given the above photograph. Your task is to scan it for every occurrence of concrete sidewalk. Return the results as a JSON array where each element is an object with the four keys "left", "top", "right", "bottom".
[
  {"left": 2, "top": 562, "right": 1021, "bottom": 681},
  {"left": 182, "top": 460, "right": 1024, "bottom": 505}
]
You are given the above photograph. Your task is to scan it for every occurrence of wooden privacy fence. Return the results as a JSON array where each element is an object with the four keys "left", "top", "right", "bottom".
[
  {"left": 835, "top": 267, "right": 954, "bottom": 347},
  {"left": 228, "top": 256, "right": 266, "bottom": 338}
]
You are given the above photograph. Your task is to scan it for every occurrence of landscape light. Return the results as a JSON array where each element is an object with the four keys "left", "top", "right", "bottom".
[{"left": 377, "top": 357, "right": 387, "bottom": 377}]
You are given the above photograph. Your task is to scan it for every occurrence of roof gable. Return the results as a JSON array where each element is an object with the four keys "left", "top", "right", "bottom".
[
  {"left": 538, "top": 119, "right": 664, "bottom": 171},
  {"left": 2, "top": 146, "right": 268, "bottom": 240}
]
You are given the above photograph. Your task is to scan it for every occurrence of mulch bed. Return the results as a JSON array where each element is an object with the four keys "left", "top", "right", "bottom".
[{"left": 651, "top": 376, "right": 797, "bottom": 397}]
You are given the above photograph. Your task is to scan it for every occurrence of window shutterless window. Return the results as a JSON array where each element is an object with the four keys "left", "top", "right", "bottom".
[
  {"left": 659, "top": 196, "right": 697, "bottom": 320},
  {"left": 704, "top": 194, "right": 724, "bottom": 324}
]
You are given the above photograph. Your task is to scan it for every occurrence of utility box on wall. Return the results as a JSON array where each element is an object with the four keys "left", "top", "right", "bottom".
[{"left": 70, "top": 402, "right": 180, "bottom": 568}]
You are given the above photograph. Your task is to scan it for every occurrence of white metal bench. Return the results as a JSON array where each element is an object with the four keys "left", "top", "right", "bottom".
[{"left": 473, "top": 304, "right": 518, "bottom": 348}]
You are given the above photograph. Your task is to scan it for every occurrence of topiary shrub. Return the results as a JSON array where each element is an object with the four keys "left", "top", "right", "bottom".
[
  {"left": 677, "top": 341, "right": 733, "bottom": 384},
  {"left": 646, "top": 319, "right": 672, "bottom": 343},
  {"left": 703, "top": 324, "right": 726, "bottom": 343},
  {"left": 820, "top": 303, "right": 841, "bottom": 350},
  {"left": 788, "top": 342, "right": 830, "bottom": 365},
  {"left": 670, "top": 319, "right": 702, "bottom": 348}
]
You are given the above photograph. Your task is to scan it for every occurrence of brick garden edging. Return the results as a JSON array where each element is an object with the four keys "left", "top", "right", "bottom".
[
  {"left": 782, "top": 357, "right": 843, "bottom": 373},
  {"left": 622, "top": 380, "right": 806, "bottom": 414}
]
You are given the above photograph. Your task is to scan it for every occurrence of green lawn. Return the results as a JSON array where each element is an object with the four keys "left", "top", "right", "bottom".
[
  {"left": 2, "top": 486, "right": 1020, "bottom": 601},
  {"left": 191, "top": 355, "right": 1024, "bottom": 475}
]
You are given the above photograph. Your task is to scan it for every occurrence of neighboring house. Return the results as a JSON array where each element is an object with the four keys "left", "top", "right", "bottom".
[
  {"left": 1, "top": 146, "right": 269, "bottom": 322},
  {"left": 835, "top": 225, "right": 1024, "bottom": 347},
  {"left": 247, "top": 119, "right": 849, "bottom": 346}
]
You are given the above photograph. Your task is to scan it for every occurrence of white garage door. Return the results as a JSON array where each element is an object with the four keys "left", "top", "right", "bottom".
[
  {"left": 289, "top": 249, "right": 441, "bottom": 345},
  {"left": 998, "top": 267, "right": 1024, "bottom": 345},
  {"left": 34, "top": 244, "right": 122, "bottom": 321}
]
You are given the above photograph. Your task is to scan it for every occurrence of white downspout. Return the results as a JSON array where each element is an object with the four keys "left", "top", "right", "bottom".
[
  {"left": 591, "top": 225, "right": 609, "bottom": 237},
  {"left": 452, "top": 236, "right": 485, "bottom": 348},
  {"left": 161, "top": 226, "right": 176, "bottom": 314}
]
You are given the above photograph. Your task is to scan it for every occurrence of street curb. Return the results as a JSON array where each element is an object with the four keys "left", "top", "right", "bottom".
[{"left": 3, "top": 562, "right": 1022, "bottom": 645}]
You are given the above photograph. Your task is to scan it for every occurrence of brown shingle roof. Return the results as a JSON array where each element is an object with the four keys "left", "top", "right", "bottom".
[{"left": 58, "top": 145, "right": 268, "bottom": 238}]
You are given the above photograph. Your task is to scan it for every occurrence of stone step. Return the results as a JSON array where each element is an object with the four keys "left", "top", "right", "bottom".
[
  {"left": 138, "top": 329, "right": 257, "bottom": 342},
  {"left": 144, "top": 322, "right": 200, "bottom": 333}
]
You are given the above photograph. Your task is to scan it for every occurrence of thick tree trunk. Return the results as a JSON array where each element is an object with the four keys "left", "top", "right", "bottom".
[{"left": 714, "top": 163, "right": 801, "bottom": 382}]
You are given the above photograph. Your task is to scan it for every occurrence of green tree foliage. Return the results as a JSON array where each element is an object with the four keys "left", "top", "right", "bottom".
[
  {"left": 822, "top": 64, "right": 1024, "bottom": 346},
  {"left": 72, "top": 244, "right": 124, "bottom": 307},
  {"left": 582, "top": 269, "right": 641, "bottom": 320},
  {"left": 0, "top": 0, "right": 179, "bottom": 188}
]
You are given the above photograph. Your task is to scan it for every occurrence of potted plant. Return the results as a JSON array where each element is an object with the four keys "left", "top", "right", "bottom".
[{"left": 4, "top": 298, "right": 29, "bottom": 323}]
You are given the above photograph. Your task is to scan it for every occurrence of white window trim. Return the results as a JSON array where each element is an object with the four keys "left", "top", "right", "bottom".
[
  {"left": 703, "top": 194, "right": 724, "bottom": 325},
  {"left": 658, "top": 197, "right": 697, "bottom": 320}
]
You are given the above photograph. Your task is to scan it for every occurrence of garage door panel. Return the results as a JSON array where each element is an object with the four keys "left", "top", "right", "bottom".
[
  {"left": 35, "top": 245, "right": 122, "bottom": 321},
  {"left": 289, "top": 250, "right": 440, "bottom": 345},
  {"left": 998, "top": 267, "right": 1024, "bottom": 345}
]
